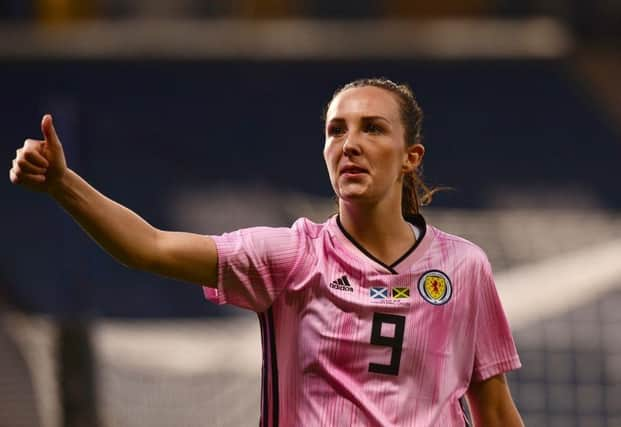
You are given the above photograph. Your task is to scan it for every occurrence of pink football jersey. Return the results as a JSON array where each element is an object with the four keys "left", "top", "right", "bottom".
[{"left": 204, "top": 214, "right": 521, "bottom": 427}]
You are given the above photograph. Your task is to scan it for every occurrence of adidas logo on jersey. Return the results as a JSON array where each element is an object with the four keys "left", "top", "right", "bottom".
[{"left": 329, "top": 275, "right": 354, "bottom": 292}]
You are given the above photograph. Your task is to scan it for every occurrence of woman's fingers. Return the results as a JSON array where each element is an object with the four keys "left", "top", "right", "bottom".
[
  {"left": 9, "top": 167, "right": 46, "bottom": 186},
  {"left": 11, "top": 142, "right": 48, "bottom": 185},
  {"left": 10, "top": 116, "right": 67, "bottom": 191},
  {"left": 13, "top": 140, "right": 49, "bottom": 175},
  {"left": 22, "top": 140, "right": 49, "bottom": 168},
  {"left": 14, "top": 156, "right": 48, "bottom": 175}
]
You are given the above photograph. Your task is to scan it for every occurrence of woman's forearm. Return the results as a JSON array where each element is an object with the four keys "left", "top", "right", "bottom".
[{"left": 50, "top": 168, "right": 159, "bottom": 270}]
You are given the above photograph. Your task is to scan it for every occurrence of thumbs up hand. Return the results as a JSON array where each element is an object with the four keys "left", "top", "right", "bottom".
[{"left": 9, "top": 114, "right": 68, "bottom": 193}]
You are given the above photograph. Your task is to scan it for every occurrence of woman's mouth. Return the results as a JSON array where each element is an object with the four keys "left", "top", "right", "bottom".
[{"left": 339, "top": 165, "right": 368, "bottom": 176}]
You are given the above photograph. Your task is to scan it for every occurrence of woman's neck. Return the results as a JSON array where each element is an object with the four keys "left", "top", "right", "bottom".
[{"left": 338, "top": 199, "right": 415, "bottom": 266}]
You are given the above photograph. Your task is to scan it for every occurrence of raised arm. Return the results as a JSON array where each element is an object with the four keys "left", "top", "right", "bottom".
[{"left": 9, "top": 114, "right": 217, "bottom": 286}]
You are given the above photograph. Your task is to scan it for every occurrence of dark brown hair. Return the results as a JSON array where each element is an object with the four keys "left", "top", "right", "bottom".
[{"left": 324, "top": 77, "right": 439, "bottom": 216}]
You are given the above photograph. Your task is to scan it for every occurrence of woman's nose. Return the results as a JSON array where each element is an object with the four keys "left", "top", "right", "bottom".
[{"left": 342, "top": 135, "right": 362, "bottom": 157}]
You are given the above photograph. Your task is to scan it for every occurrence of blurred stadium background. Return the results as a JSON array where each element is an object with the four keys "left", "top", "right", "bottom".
[{"left": 1, "top": 0, "right": 621, "bottom": 426}]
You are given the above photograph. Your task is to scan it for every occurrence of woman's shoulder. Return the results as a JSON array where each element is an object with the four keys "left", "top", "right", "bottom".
[
  {"left": 290, "top": 215, "right": 336, "bottom": 238},
  {"left": 428, "top": 224, "right": 490, "bottom": 264}
]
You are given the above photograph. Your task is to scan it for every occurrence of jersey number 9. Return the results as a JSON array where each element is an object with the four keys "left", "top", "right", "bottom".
[{"left": 368, "top": 312, "right": 405, "bottom": 376}]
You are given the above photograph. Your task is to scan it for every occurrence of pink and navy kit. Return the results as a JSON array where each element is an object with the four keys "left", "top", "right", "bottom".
[{"left": 204, "top": 214, "right": 521, "bottom": 427}]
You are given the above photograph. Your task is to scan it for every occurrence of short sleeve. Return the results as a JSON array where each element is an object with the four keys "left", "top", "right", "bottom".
[
  {"left": 471, "top": 256, "right": 522, "bottom": 382},
  {"left": 202, "top": 219, "right": 311, "bottom": 312}
]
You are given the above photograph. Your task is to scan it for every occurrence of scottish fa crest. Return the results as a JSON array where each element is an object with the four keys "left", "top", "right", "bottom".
[{"left": 418, "top": 270, "right": 452, "bottom": 305}]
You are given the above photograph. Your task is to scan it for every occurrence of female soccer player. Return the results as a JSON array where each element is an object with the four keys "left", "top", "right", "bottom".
[{"left": 10, "top": 78, "right": 523, "bottom": 426}]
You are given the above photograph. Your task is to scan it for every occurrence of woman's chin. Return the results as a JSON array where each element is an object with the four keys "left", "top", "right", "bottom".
[{"left": 337, "top": 188, "right": 373, "bottom": 203}]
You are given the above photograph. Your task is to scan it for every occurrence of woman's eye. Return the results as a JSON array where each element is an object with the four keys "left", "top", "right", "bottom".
[
  {"left": 328, "top": 125, "right": 345, "bottom": 136},
  {"left": 365, "top": 123, "right": 383, "bottom": 134}
]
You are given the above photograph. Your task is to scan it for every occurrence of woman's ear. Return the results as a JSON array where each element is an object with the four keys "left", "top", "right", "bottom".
[{"left": 403, "top": 143, "right": 425, "bottom": 173}]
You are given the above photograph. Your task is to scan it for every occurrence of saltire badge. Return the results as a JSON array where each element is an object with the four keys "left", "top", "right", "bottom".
[
  {"left": 392, "top": 287, "right": 410, "bottom": 299},
  {"left": 418, "top": 270, "right": 452, "bottom": 305},
  {"left": 370, "top": 287, "right": 388, "bottom": 299}
]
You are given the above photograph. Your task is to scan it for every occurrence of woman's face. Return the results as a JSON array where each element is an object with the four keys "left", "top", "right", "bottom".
[{"left": 323, "top": 86, "right": 423, "bottom": 208}]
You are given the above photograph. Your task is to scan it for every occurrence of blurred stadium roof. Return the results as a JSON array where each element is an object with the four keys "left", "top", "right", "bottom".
[{"left": 0, "top": 17, "right": 572, "bottom": 59}]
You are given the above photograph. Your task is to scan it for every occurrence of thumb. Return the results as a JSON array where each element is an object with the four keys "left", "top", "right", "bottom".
[{"left": 41, "top": 114, "right": 61, "bottom": 148}]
